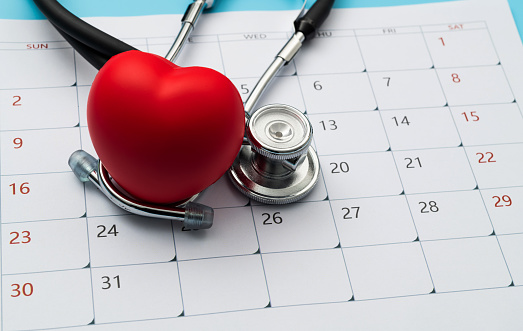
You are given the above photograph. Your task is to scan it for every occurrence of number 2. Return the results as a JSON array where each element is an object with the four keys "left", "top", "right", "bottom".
[{"left": 12, "top": 96, "right": 22, "bottom": 106}]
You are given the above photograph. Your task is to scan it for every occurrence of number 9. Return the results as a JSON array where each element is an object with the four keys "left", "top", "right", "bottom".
[{"left": 13, "top": 138, "right": 23, "bottom": 149}]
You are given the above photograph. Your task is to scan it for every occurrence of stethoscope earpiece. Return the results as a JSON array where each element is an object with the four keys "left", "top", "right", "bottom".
[{"left": 229, "top": 104, "right": 320, "bottom": 204}]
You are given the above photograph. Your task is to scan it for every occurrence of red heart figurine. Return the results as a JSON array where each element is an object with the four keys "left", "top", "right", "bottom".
[{"left": 87, "top": 50, "right": 245, "bottom": 204}]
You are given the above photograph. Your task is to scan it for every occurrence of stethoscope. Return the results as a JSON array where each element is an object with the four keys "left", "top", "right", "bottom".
[{"left": 34, "top": 0, "right": 335, "bottom": 229}]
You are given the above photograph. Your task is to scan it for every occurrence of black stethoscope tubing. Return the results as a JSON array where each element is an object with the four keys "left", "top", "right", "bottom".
[{"left": 33, "top": 0, "right": 136, "bottom": 69}]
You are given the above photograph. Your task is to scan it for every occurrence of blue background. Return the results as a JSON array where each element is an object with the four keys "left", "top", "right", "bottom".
[{"left": 2, "top": 1, "right": 522, "bottom": 38}]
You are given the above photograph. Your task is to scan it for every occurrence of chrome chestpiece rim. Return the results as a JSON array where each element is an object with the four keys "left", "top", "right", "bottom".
[
  {"left": 247, "top": 104, "right": 313, "bottom": 160},
  {"left": 229, "top": 104, "right": 320, "bottom": 204}
]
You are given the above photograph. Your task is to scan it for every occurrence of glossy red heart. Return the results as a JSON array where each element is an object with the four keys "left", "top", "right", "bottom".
[{"left": 87, "top": 50, "right": 245, "bottom": 204}]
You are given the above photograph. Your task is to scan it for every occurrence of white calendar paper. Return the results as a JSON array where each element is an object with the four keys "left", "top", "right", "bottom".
[{"left": 2, "top": 0, "right": 523, "bottom": 330}]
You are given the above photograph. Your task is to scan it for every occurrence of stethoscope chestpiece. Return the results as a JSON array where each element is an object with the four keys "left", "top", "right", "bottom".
[{"left": 229, "top": 104, "right": 320, "bottom": 204}]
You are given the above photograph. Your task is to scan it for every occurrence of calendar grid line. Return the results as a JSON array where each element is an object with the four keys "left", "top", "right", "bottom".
[
  {"left": 478, "top": 197, "right": 517, "bottom": 284},
  {"left": 72, "top": 48, "right": 97, "bottom": 325},
  {"left": 246, "top": 203, "right": 273, "bottom": 308},
  {"left": 213, "top": 33, "right": 230, "bottom": 79},
  {"left": 326, "top": 199, "right": 356, "bottom": 300},
  {"left": 316, "top": 141, "right": 523, "bottom": 156},
  {"left": 170, "top": 221, "right": 187, "bottom": 319}
]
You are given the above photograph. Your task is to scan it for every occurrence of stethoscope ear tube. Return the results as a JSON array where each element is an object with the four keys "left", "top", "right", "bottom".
[{"left": 294, "top": 0, "right": 335, "bottom": 40}]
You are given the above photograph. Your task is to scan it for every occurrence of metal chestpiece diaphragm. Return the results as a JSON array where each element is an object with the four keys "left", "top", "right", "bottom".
[{"left": 229, "top": 104, "right": 320, "bottom": 204}]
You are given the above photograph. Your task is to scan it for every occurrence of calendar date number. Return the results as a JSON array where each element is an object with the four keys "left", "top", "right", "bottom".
[
  {"left": 330, "top": 162, "right": 350, "bottom": 173},
  {"left": 477, "top": 152, "right": 496, "bottom": 163},
  {"left": 102, "top": 275, "right": 121, "bottom": 290},
  {"left": 493, "top": 195, "right": 512, "bottom": 207},
  {"left": 9, "top": 182, "right": 30, "bottom": 195},
  {"left": 12, "top": 95, "right": 22, "bottom": 107},
  {"left": 262, "top": 212, "right": 283, "bottom": 225},
  {"left": 97, "top": 224, "right": 119, "bottom": 237},
  {"left": 11, "top": 283, "right": 33, "bottom": 297},
  {"left": 342, "top": 207, "right": 360, "bottom": 219},
  {"left": 419, "top": 201, "right": 439, "bottom": 213},
  {"left": 9, "top": 231, "right": 31, "bottom": 244}
]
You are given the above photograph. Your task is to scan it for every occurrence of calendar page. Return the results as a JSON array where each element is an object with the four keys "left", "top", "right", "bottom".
[{"left": 2, "top": 0, "right": 523, "bottom": 330}]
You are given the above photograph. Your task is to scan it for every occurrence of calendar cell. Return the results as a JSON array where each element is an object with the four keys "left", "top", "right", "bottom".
[
  {"left": 393, "top": 147, "right": 476, "bottom": 194},
  {"left": 382, "top": 107, "right": 461, "bottom": 150},
  {"left": 263, "top": 249, "right": 352, "bottom": 306},
  {"left": 174, "top": 206, "right": 258, "bottom": 260},
  {"left": 422, "top": 236, "right": 512, "bottom": 292},
  {"left": 320, "top": 152, "right": 403, "bottom": 199},
  {"left": 1, "top": 128, "right": 81, "bottom": 175},
  {"left": 357, "top": 33, "right": 433, "bottom": 71},
  {"left": 406, "top": 190, "right": 492, "bottom": 241},
  {"left": 481, "top": 187, "right": 523, "bottom": 235},
  {"left": 88, "top": 215, "right": 175, "bottom": 267},
  {"left": 330, "top": 195, "right": 417, "bottom": 247},
  {"left": 497, "top": 234, "right": 523, "bottom": 286},
  {"left": 309, "top": 111, "right": 389, "bottom": 155},
  {"left": 437, "top": 66, "right": 514, "bottom": 106},
  {"left": 343, "top": 242, "right": 433, "bottom": 300},
  {"left": 252, "top": 201, "right": 339, "bottom": 253},
  {"left": 2, "top": 218, "right": 89, "bottom": 274},
  {"left": 91, "top": 263, "right": 183, "bottom": 323},
  {"left": 196, "top": 175, "right": 249, "bottom": 209},
  {"left": 219, "top": 36, "right": 295, "bottom": 78},
  {"left": 232, "top": 76, "right": 305, "bottom": 111},
  {"left": 424, "top": 29, "right": 499, "bottom": 68},
  {"left": 2, "top": 269, "right": 93, "bottom": 330},
  {"left": 369, "top": 69, "right": 446, "bottom": 110},
  {"left": 178, "top": 254, "right": 269, "bottom": 315},
  {"left": 450, "top": 104, "right": 523, "bottom": 146},
  {"left": 466, "top": 143, "right": 523, "bottom": 189},
  {"left": 0, "top": 87, "right": 79, "bottom": 131},
  {"left": 0, "top": 48, "right": 75, "bottom": 89},
  {"left": 148, "top": 40, "right": 225, "bottom": 74},
  {"left": 1, "top": 172, "right": 86, "bottom": 223},
  {"left": 294, "top": 33, "right": 365, "bottom": 75},
  {"left": 75, "top": 53, "right": 98, "bottom": 86},
  {"left": 299, "top": 73, "right": 377, "bottom": 114}
]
